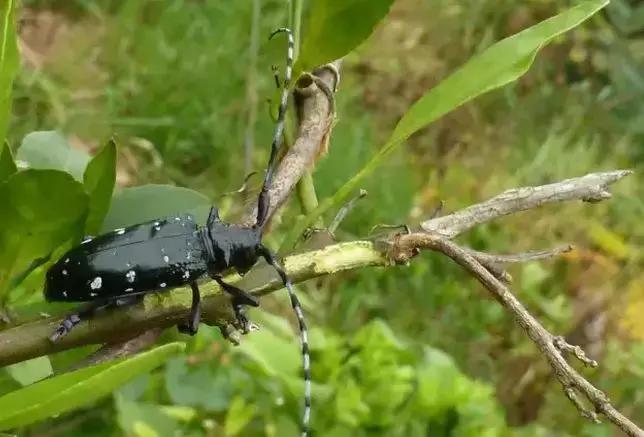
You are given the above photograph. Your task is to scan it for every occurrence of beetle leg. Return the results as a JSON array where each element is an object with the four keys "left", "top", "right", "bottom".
[
  {"left": 49, "top": 296, "right": 142, "bottom": 342},
  {"left": 177, "top": 282, "right": 201, "bottom": 336},
  {"left": 213, "top": 276, "right": 259, "bottom": 333},
  {"left": 212, "top": 276, "right": 259, "bottom": 307},
  {"left": 49, "top": 299, "right": 109, "bottom": 342}
]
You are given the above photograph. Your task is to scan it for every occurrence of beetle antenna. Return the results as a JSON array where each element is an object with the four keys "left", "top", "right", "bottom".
[
  {"left": 256, "top": 27, "right": 294, "bottom": 229},
  {"left": 259, "top": 246, "right": 310, "bottom": 436}
]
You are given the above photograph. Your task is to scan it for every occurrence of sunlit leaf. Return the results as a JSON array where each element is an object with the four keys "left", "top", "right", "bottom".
[
  {"left": 83, "top": 139, "right": 117, "bottom": 234},
  {"left": 16, "top": 131, "right": 90, "bottom": 181},
  {"left": 224, "top": 396, "right": 256, "bottom": 436},
  {"left": 0, "top": 342, "right": 184, "bottom": 430},
  {"left": 297, "top": 0, "right": 394, "bottom": 72},
  {"left": 5, "top": 357, "right": 52, "bottom": 386}
]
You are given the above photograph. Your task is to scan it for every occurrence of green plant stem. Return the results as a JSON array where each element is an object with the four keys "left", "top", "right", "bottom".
[
  {"left": 291, "top": 0, "right": 303, "bottom": 58},
  {"left": 289, "top": 0, "right": 322, "bottom": 224}
]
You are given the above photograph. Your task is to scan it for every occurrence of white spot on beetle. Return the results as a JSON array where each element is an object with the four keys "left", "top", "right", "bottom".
[
  {"left": 126, "top": 270, "right": 136, "bottom": 283},
  {"left": 90, "top": 277, "right": 102, "bottom": 290},
  {"left": 115, "top": 228, "right": 125, "bottom": 235},
  {"left": 62, "top": 291, "right": 68, "bottom": 297},
  {"left": 90, "top": 292, "right": 98, "bottom": 297},
  {"left": 154, "top": 221, "right": 161, "bottom": 231},
  {"left": 62, "top": 269, "right": 68, "bottom": 276},
  {"left": 64, "top": 258, "right": 70, "bottom": 264},
  {"left": 125, "top": 287, "right": 134, "bottom": 292},
  {"left": 182, "top": 270, "right": 190, "bottom": 279},
  {"left": 160, "top": 282, "right": 167, "bottom": 288},
  {"left": 163, "top": 255, "right": 169, "bottom": 263}
]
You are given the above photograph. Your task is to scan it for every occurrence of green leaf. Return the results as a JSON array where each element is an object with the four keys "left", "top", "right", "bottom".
[
  {"left": 389, "top": 0, "right": 608, "bottom": 146},
  {"left": 224, "top": 396, "right": 257, "bottom": 436},
  {"left": 0, "top": 0, "right": 18, "bottom": 143},
  {"left": 283, "top": 0, "right": 609, "bottom": 249},
  {"left": 0, "top": 141, "right": 15, "bottom": 182},
  {"left": 297, "top": 0, "right": 393, "bottom": 72},
  {"left": 0, "top": 169, "right": 88, "bottom": 298},
  {"left": 237, "top": 328, "right": 301, "bottom": 377},
  {"left": 116, "top": 395, "right": 178, "bottom": 437},
  {"left": 83, "top": 139, "right": 117, "bottom": 234},
  {"left": 0, "top": 342, "right": 185, "bottom": 431},
  {"left": 164, "top": 358, "right": 232, "bottom": 411},
  {"left": 101, "top": 184, "right": 211, "bottom": 231},
  {"left": 5, "top": 357, "right": 52, "bottom": 386},
  {"left": 16, "top": 131, "right": 90, "bottom": 181}
]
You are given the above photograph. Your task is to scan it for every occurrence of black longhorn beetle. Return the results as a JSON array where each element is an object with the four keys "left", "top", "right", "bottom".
[{"left": 44, "top": 28, "right": 312, "bottom": 435}]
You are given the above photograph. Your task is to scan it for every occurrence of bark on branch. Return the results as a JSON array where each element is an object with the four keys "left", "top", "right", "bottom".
[
  {"left": 421, "top": 170, "right": 633, "bottom": 238},
  {"left": 241, "top": 61, "right": 340, "bottom": 226}
]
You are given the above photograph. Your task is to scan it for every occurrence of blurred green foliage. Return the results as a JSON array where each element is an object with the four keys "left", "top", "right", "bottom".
[{"left": 0, "top": 0, "right": 642, "bottom": 435}]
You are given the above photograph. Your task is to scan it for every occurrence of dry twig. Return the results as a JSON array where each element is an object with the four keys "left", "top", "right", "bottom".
[
  {"left": 389, "top": 232, "right": 642, "bottom": 436},
  {"left": 241, "top": 60, "right": 341, "bottom": 226},
  {"left": 421, "top": 170, "right": 633, "bottom": 238}
]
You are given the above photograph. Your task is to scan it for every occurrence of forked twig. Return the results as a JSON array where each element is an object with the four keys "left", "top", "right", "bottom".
[{"left": 389, "top": 232, "right": 643, "bottom": 437}]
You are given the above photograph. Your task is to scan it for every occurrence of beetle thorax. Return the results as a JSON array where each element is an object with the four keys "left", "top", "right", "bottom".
[{"left": 201, "top": 222, "right": 262, "bottom": 275}]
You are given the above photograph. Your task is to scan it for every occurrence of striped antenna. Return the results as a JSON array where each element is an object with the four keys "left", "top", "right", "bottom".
[
  {"left": 255, "top": 28, "right": 294, "bottom": 228},
  {"left": 259, "top": 246, "right": 311, "bottom": 436}
]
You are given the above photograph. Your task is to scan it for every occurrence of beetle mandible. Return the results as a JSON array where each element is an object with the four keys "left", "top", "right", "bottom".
[{"left": 44, "top": 28, "right": 312, "bottom": 436}]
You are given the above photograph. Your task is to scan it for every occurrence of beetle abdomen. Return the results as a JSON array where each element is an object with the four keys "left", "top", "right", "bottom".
[{"left": 45, "top": 214, "right": 207, "bottom": 302}]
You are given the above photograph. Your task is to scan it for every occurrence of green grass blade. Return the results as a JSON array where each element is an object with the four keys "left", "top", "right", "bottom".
[
  {"left": 0, "top": 0, "right": 18, "bottom": 143},
  {"left": 0, "top": 342, "right": 185, "bottom": 431}
]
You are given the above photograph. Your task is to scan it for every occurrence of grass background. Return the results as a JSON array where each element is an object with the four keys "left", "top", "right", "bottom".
[{"left": 4, "top": 0, "right": 643, "bottom": 435}]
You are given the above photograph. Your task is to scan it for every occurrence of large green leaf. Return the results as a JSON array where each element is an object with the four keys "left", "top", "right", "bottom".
[
  {"left": 101, "top": 184, "right": 211, "bottom": 231},
  {"left": 83, "top": 139, "right": 117, "bottom": 234},
  {"left": 16, "top": 131, "right": 90, "bottom": 181},
  {"left": 283, "top": 0, "right": 609, "bottom": 249},
  {"left": 0, "top": 0, "right": 18, "bottom": 143},
  {"left": 0, "top": 141, "right": 15, "bottom": 182},
  {"left": 0, "top": 170, "right": 88, "bottom": 298},
  {"left": 297, "top": 0, "right": 393, "bottom": 72},
  {"left": 0, "top": 342, "right": 185, "bottom": 431}
]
